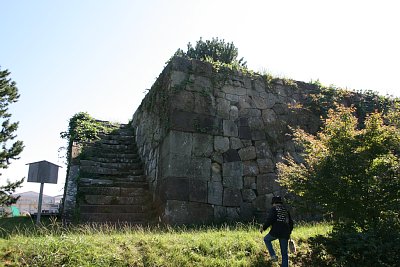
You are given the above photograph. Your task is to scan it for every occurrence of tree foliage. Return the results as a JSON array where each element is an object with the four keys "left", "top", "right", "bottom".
[
  {"left": 278, "top": 105, "right": 400, "bottom": 230},
  {"left": 0, "top": 67, "right": 24, "bottom": 206},
  {"left": 174, "top": 37, "right": 247, "bottom": 67}
]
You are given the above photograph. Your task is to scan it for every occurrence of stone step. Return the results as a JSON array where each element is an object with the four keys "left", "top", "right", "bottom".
[
  {"left": 83, "top": 151, "right": 140, "bottom": 159},
  {"left": 98, "top": 139, "right": 134, "bottom": 146},
  {"left": 94, "top": 143, "right": 137, "bottom": 151},
  {"left": 80, "top": 160, "right": 142, "bottom": 170},
  {"left": 98, "top": 134, "right": 135, "bottom": 141},
  {"left": 83, "top": 195, "right": 150, "bottom": 205},
  {"left": 80, "top": 204, "right": 148, "bottom": 213},
  {"left": 79, "top": 176, "right": 147, "bottom": 186},
  {"left": 80, "top": 212, "right": 148, "bottom": 223},
  {"left": 79, "top": 186, "right": 148, "bottom": 197},
  {"left": 85, "top": 157, "right": 141, "bottom": 164},
  {"left": 80, "top": 166, "right": 144, "bottom": 176}
]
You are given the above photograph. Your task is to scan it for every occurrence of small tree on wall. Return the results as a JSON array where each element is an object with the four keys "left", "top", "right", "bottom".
[
  {"left": 0, "top": 67, "right": 24, "bottom": 207},
  {"left": 175, "top": 37, "right": 247, "bottom": 67}
]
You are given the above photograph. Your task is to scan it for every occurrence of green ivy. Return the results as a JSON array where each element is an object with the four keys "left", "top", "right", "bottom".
[{"left": 60, "top": 112, "right": 118, "bottom": 164}]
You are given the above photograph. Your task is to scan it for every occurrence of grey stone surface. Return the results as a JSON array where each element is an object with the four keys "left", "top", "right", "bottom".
[
  {"left": 230, "top": 137, "right": 243, "bottom": 150},
  {"left": 223, "top": 188, "right": 242, "bottom": 207},
  {"left": 208, "top": 181, "right": 223, "bottom": 205},
  {"left": 226, "top": 207, "right": 240, "bottom": 221},
  {"left": 230, "top": 106, "right": 239, "bottom": 120},
  {"left": 214, "top": 205, "right": 227, "bottom": 222},
  {"left": 257, "top": 158, "right": 275, "bottom": 173},
  {"left": 189, "top": 179, "right": 208, "bottom": 203},
  {"left": 242, "top": 189, "right": 257, "bottom": 202},
  {"left": 161, "top": 153, "right": 191, "bottom": 178},
  {"left": 216, "top": 97, "right": 230, "bottom": 119},
  {"left": 222, "top": 175, "right": 243, "bottom": 189},
  {"left": 222, "top": 85, "right": 247, "bottom": 96},
  {"left": 255, "top": 141, "right": 273, "bottom": 159},
  {"left": 243, "top": 176, "right": 256, "bottom": 189},
  {"left": 172, "top": 90, "right": 195, "bottom": 112},
  {"left": 223, "top": 120, "right": 238, "bottom": 137},
  {"left": 190, "top": 157, "right": 211, "bottom": 180},
  {"left": 223, "top": 149, "right": 241, "bottom": 162},
  {"left": 238, "top": 146, "right": 257, "bottom": 161},
  {"left": 243, "top": 161, "right": 260, "bottom": 176},
  {"left": 192, "top": 133, "right": 213, "bottom": 157},
  {"left": 159, "top": 177, "right": 189, "bottom": 201},
  {"left": 161, "top": 131, "right": 193, "bottom": 158},
  {"left": 222, "top": 161, "right": 243, "bottom": 177},
  {"left": 214, "top": 136, "right": 230, "bottom": 153},
  {"left": 211, "top": 163, "right": 222, "bottom": 181}
]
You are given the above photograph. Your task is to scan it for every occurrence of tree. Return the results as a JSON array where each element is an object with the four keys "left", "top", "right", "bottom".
[
  {"left": 0, "top": 67, "right": 24, "bottom": 206},
  {"left": 277, "top": 105, "right": 400, "bottom": 230},
  {"left": 174, "top": 37, "right": 247, "bottom": 67}
]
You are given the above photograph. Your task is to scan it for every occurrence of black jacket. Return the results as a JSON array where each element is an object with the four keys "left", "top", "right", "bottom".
[{"left": 262, "top": 204, "right": 293, "bottom": 239}]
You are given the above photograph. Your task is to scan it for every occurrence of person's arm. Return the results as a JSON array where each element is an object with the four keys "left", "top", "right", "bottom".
[
  {"left": 261, "top": 207, "right": 277, "bottom": 232},
  {"left": 288, "top": 211, "right": 294, "bottom": 234}
]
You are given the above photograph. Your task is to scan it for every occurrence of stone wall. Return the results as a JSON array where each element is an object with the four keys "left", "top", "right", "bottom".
[{"left": 131, "top": 57, "right": 326, "bottom": 224}]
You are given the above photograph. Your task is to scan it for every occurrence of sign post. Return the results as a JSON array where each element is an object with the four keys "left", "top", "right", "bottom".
[{"left": 26, "top": 160, "right": 61, "bottom": 225}]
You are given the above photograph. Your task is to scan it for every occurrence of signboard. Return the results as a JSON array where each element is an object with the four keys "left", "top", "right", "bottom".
[{"left": 27, "top": 160, "right": 60, "bottom": 184}]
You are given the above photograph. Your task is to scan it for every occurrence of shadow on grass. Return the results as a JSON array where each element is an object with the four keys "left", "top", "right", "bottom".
[{"left": 0, "top": 216, "right": 56, "bottom": 238}]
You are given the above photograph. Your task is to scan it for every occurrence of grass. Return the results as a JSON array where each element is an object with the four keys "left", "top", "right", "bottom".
[{"left": 0, "top": 217, "right": 332, "bottom": 267}]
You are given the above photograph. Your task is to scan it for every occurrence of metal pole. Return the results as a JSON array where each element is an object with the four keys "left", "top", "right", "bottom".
[{"left": 36, "top": 182, "right": 44, "bottom": 225}]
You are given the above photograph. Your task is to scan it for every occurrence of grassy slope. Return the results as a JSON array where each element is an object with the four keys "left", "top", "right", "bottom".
[{"left": 0, "top": 217, "right": 331, "bottom": 267}]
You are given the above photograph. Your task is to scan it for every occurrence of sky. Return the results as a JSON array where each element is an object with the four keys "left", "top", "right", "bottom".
[{"left": 1, "top": 0, "right": 399, "bottom": 197}]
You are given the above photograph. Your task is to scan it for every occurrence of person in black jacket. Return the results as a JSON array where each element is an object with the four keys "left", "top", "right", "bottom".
[{"left": 260, "top": 196, "right": 293, "bottom": 267}]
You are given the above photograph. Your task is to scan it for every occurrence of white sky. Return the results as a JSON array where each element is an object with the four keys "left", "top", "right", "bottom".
[{"left": 1, "top": 0, "right": 399, "bottom": 196}]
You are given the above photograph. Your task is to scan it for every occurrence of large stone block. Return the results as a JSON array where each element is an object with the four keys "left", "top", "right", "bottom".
[
  {"left": 240, "top": 202, "right": 255, "bottom": 221},
  {"left": 211, "top": 163, "right": 222, "bottom": 181},
  {"left": 229, "top": 106, "right": 239, "bottom": 120},
  {"left": 216, "top": 97, "right": 230, "bottom": 119},
  {"left": 223, "top": 120, "right": 238, "bottom": 137},
  {"left": 214, "top": 136, "right": 230, "bottom": 153},
  {"left": 190, "top": 157, "right": 211, "bottom": 180},
  {"left": 222, "top": 161, "right": 243, "bottom": 177},
  {"left": 192, "top": 133, "right": 213, "bottom": 157},
  {"left": 169, "top": 71, "right": 188, "bottom": 88},
  {"left": 187, "top": 75, "right": 213, "bottom": 93},
  {"left": 222, "top": 175, "right": 243, "bottom": 189},
  {"left": 163, "top": 200, "right": 190, "bottom": 224},
  {"left": 243, "top": 161, "right": 260, "bottom": 176},
  {"left": 170, "top": 110, "right": 221, "bottom": 135},
  {"left": 223, "top": 188, "right": 242, "bottom": 207},
  {"left": 226, "top": 207, "right": 240, "bottom": 221},
  {"left": 243, "top": 176, "right": 256, "bottom": 189},
  {"left": 262, "top": 109, "right": 277, "bottom": 124},
  {"left": 259, "top": 93, "right": 277, "bottom": 108},
  {"left": 161, "top": 153, "right": 191, "bottom": 178},
  {"left": 222, "top": 85, "right": 247, "bottom": 96},
  {"left": 256, "top": 173, "right": 279, "bottom": 195},
  {"left": 230, "top": 137, "right": 243, "bottom": 150},
  {"left": 242, "top": 189, "right": 257, "bottom": 202},
  {"left": 223, "top": 149, "right": 240, "bottom": 163},
  {"left": 257, "top": 158, "right": 275, "bottom": 173},
  {"left": 171, "top": 88, "right": 195, "bottom": 112},
  {"left": 189, "top": 179, "right": 208, "bottom": 203},
  {"left": 214, "top": 205, "right": 227, "bottom": 222},
  {"left": 255, "top": 141, "right": 273, "bottom": 159},
  {"left": 159, "top": 177, "right": 189, "bottom": 201},
  {"left": 194, "top": 93, "right": 216, "bottom": 116},
  {"left": 208, "top": 181, "right": 223, "bottom": 205},
  {"left": 188, "top": 202, "right": 214, "bottom": 224},
  {"left": 238, "top": 146, "right": 256, "bottom": 161},
  {"left": 161, "top": 131, "right": 192, "bottom": 158},
  {"left": 238, "top": 126, "right": 252, "bottom": 140}
]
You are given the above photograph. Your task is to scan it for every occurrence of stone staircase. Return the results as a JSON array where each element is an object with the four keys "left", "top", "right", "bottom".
[{"left": 76, "top": 125, "right": 155, "bottom": 224}]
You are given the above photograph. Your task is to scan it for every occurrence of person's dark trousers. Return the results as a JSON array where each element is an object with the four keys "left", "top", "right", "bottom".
[{"left": 264, "top": 233, "right": 289, "bottom": 267}]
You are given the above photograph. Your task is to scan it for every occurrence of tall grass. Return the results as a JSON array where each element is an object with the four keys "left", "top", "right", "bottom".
[{"left": 0, "top": 217, "right": 332, "bottom": 267}]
